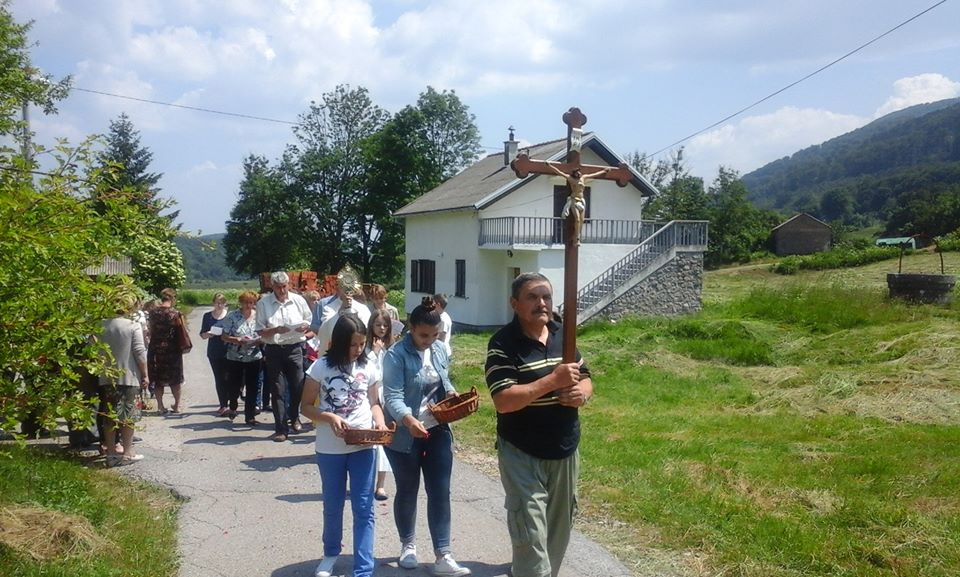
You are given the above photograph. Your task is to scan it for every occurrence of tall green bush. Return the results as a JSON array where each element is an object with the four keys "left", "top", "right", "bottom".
[
  {"left": 935, "top": 229, "right": 960, "bottom": 252},
  {"left": 0, "top": 146, "right": 150, "bottom": 436}
]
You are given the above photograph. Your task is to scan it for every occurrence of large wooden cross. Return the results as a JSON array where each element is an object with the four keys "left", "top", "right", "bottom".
[{"left": 510, "top": 107, "right": 632, "bottom": 361}]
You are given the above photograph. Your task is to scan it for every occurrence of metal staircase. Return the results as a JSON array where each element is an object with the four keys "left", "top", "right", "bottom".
[{"left": 568, "top": 220, "right": 708, "bottom": 323}]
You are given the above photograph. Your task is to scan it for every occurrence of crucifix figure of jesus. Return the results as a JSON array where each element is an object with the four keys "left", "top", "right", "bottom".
[
  {"left": 545, "top": 162, "right": 613, "bottom": 246},
  {"left": 509, "top": 107, "right": 632, "bottom": 360}
]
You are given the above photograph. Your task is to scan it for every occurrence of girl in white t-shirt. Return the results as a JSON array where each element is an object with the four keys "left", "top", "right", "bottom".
[{"left": 301, "top": 313, "right": 386, "bottom": 577}]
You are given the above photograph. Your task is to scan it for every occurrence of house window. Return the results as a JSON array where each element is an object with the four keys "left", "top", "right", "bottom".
[
  {"left": 411, "top": 259, "right": 435, "bottom": 294},
  {"left": 455, "top": 259, "right": 466, "bottom": 298}
]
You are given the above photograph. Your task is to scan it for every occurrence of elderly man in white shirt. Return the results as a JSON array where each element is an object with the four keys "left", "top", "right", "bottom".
[{"left": 256, "top": 271, "right": 313, "bottom": 442}]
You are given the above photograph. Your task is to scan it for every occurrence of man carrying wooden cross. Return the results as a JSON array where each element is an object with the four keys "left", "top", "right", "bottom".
[
  {"left": 484, "top": 272, "right": 593, "bottom": 577},
  {"left": 489, "top": 107, "right": 624, "bottom": 577}
]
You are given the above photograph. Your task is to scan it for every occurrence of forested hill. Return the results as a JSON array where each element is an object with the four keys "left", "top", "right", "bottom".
[
  {"left": 741, "top": 98, "right": 960, "bottom": 236},
  {"left": 175, "top": 233, "right": 249, "bottom": 284}
]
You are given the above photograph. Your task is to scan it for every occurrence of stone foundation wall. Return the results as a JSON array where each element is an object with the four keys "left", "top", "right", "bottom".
[{"left": 594, "top": 251, "right": 703, "bottom": 320}]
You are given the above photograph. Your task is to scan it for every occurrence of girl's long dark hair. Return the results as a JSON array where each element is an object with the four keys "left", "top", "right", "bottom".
[
  {"left": 324, "top": 313, "right": 367, "bottom": 372},
  {"left": 366, "top": 308, "right": 394, "bottom": 351}
]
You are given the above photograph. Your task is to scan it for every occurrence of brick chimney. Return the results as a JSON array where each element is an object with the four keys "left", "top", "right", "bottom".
[{"left": 503, "top": 126, "right": 518, "bottom": 166}]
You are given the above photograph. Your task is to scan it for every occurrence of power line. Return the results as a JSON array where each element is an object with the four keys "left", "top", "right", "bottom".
[
  {"left": 73, "top": 87, "right": 298, "bottom": 125},
  {"left": 647, "top": 0, "right": 948, "bottom": 159},
  {"left": 77, "top": 85, "right": 515, "bottom": 153}
]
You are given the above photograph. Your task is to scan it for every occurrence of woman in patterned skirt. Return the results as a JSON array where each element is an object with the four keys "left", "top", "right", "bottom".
[{"left": 148, "top": 288, "right": 187, "bottom": 414}]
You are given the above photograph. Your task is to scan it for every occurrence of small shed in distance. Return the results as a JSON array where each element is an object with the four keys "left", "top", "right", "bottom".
[{"left": 772, "top": 213, "right": 831, "bottom": 256}]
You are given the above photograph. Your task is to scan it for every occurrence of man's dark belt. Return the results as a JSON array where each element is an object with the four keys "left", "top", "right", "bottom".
[{"left": 265, "top": 342, "right": 303, "bottom": 348}]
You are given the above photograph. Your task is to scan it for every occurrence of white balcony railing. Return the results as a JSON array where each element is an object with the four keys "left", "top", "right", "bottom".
[{"left": 478, "top": 217, "right": 660, "bottom": 247}]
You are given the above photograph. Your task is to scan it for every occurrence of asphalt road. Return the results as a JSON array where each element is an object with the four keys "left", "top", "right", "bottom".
[{"left": 118, "top": 306, "right": 635, "bottom": 577}]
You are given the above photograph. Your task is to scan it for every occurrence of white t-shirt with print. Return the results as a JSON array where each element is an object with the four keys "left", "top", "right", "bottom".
[{"left": 306, "top": 358, "right": 381, "bottom": 454}]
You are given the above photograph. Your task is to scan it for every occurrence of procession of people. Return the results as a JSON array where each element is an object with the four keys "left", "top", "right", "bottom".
[{"left": 95, "top": 267, "right": 591, "bottom": 577}]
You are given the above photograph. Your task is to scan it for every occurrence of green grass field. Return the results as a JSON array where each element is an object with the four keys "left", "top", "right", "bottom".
[
  {"left": 450, "top": 251, "right": 960, "bottom": 577},
  {"left": 7, "top": 251, "right": 956, "bottom": 577}
]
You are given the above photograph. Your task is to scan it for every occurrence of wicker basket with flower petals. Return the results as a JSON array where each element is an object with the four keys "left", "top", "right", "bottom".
[{"left": 343, "top": 422, "right": 396, "bottom": 446}]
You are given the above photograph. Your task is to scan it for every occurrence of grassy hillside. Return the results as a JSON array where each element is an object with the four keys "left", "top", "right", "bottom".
[
  {"left": 449, "top": 251, "right": 960, "bottom": 577},
  {"left": 740, "top": 99, "right": 960, "bottom": 236},
  {"left": 175, "top": 233, "right": 250, "bottom": 285},
  {"left": 742, "top": 98, "right": 960, "bottom": 210}
]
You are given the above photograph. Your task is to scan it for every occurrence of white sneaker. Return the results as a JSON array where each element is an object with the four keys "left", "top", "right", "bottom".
[
  {"left": 434, "top": 553, "right": 471, "bottom": 577},
  {"left": 399, "top": 543, "right": 418, "bottom": 569},
  {"left": 314, "top": 555, "right": 338, "bottom": 577}
]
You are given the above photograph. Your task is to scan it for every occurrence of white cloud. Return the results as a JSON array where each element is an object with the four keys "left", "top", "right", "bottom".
[
  {"left": 129, "top": 27, "right": 218, "bottom": 81},
  {"left": 188, "top": 160, "right": 217, "bottom": 174},
  {"left": 874, "top": 73, "right": 960, "bottom": 117}
]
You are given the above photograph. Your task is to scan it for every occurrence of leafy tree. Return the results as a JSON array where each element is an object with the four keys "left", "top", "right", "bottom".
[
  {"left": 359, "top": 89, "right": 481, "bottom": 283},
  {"left": 627, "top": 150, "right": 670, "bottom": 191},
  {"left": 361, "top": 108, "right": 434, "bottom": 283},
  {"left": 635, "top": 148, "right": 709, "bottom": 221},
  {"left": 819, "top": 187, "right": 853, "bottom": 223},
  {"left": 97, "top": 112, "right": 178, "bottom": 224},
  {"left": 705, "top": 167, "right": 780, "bottom": 267},
  {"left": 223, "top": 154, "right": 313, "bottom": 276},
  {"left": 223, "top": 84, "right": 481, "bottom": 284},
  {"left": 413, "top": 86, "right": 482, "bottom": 181},
  {"left": 291, "top": 84, "right": 390, "bottom": 277},
  {"left": 644, "top": 149, "right": 708, "bottom": 221},
  {"left": 885, "top": 184, "right": 960, "bottom": 238},
  {"left": 93, "top": 113, "right": 186, "bottom": 293},
  {"left": 0, "top": 0, "right": 70, "bottom": 146}
]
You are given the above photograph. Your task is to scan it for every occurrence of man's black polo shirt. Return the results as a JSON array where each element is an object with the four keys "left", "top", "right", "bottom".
[{"left": 484, "top": 316, "right": 590, "bottom": 460}]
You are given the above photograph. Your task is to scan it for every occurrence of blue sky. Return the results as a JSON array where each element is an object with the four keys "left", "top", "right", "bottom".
[{"left": 12, "top": 0, "right": 960, "bottom": 234}]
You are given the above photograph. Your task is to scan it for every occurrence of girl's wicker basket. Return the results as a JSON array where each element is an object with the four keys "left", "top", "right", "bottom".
[
  {"left": 343, "top": 422, "right": 396, "bottom": 446},
  {"left": 429, "top": 387, "right": 480, "bottom": 424}
]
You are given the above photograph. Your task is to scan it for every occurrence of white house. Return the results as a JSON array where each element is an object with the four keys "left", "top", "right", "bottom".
[{"left": 395, "top": 131, "right": 695, "bottom": 330}]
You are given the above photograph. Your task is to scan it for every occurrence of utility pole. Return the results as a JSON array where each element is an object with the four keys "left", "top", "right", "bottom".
[{"left": 20, "top": 98, "right": 31, "bottom": 163}]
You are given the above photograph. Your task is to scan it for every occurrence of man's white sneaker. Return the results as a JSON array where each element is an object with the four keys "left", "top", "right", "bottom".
[
  {"left": 399, "top": 543, "right": 418, "bottom": 569},
  {"left": 434, "top": 553, "right": 471, "bottom": 577},
  {"left": 314, "top": 555, "right": 338, "bottom": 577}
]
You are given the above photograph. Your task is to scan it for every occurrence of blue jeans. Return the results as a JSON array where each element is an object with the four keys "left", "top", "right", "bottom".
[
  {"left": 384, "top": 425, "right": 454, "bottom": 555},
  {"left": 315, "top": 450, "right": 377, "bottom": 577}
]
